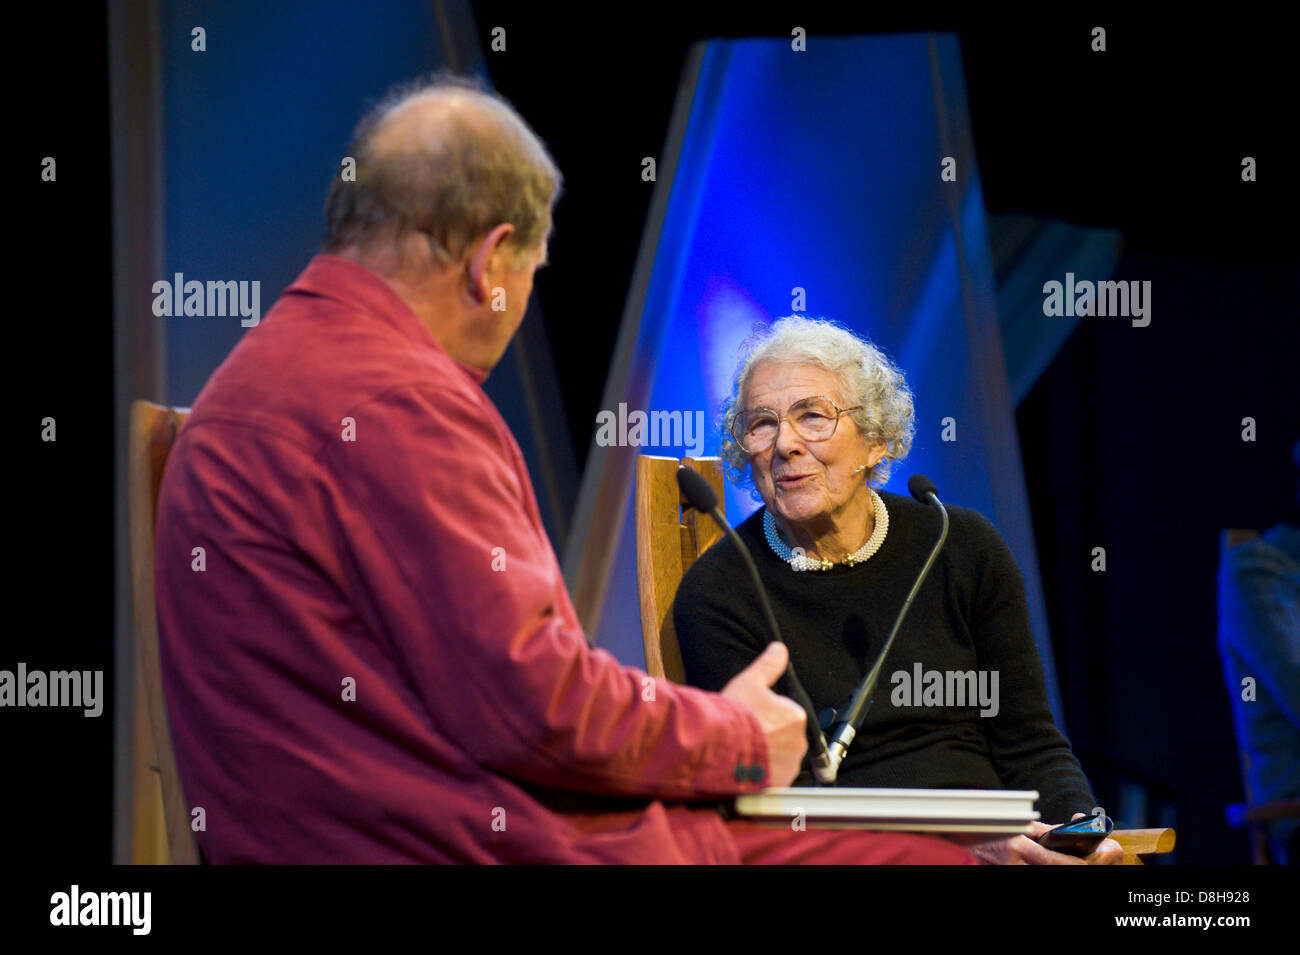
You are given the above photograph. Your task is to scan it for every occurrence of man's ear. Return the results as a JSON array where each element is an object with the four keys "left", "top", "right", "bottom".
[{"left": 466, "top": 223, "right": 515, "bottom": 302}]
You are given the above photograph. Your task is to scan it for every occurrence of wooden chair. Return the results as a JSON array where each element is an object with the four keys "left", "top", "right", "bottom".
[
  {"left": 634, "top": 453, "right": 1175, "bottom": 863},
  {"left": 1226, "top": 796, "right": 1300, "bottom": 865},
  {"left": 127, "top": 400, "right": 200, "bottom": 864},
  {"left": 635, "top": 455, "right": 726, "bottom": 684},
  {"left": 1219, "top": 528, "right": 1300, "bottom": 864}
]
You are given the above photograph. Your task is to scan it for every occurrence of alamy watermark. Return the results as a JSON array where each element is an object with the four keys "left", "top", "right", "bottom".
[
  {"left": 50, "top": 885, "right": 150, "bottom": 935},
  {"left": 890, "top": 664, "right": 999, "bottom": 717},
  {"left": 1042, "top": 272, "right": 1150, "bottom": 327},
  {"left": 594, "top": 403, "right": 706, "bottom": 457},
  {"left": 0, "top": 663, "right": 103, "bottom": 717},
  {"left": 152, "top": 272, "right": 261, "bottom": 327}
]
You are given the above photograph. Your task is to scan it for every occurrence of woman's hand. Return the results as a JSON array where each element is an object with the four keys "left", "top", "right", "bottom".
[{"left": 971, "top": 814, "right": 1124, "bottom": 865}]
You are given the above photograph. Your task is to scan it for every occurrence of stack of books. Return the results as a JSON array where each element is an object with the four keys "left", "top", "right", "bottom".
[{"left": 734, "top": 788, "right": 1039, "bottom": 836}]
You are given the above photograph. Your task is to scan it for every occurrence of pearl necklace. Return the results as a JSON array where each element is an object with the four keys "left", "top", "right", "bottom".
[{"left": 763, "top": 489, "right": 889, "bottom": 571}]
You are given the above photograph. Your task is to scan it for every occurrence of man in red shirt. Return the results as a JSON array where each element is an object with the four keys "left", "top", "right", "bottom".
[{"left": 154, "top": 74, "right": 973, "bottom": 864}]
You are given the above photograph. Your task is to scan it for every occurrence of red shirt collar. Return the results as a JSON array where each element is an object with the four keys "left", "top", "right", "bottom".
[{"left": 287, "top": 253, "right": 489, "bottom": 386}]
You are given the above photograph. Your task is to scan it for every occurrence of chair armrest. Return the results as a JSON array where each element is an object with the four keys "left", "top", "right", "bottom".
[{"left": 1112, "top": 827, "right": 1176, "bottom": 864}]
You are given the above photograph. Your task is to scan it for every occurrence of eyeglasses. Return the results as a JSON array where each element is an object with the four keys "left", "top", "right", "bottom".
[{"left": 730, "top": 396, "right": 866, "bottom": 453}]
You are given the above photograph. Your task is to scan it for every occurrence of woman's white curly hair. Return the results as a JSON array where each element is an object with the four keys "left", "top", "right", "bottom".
[{"left": 720, "top": 315, "right": 915, "bottom": 501}]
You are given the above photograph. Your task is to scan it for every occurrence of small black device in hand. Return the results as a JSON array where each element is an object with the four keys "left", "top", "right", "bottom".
[{"left": 1035, "top": 808, "right": 1113, "bottom": 857}]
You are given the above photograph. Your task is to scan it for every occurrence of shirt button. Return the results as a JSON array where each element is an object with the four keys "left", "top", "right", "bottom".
[
  {"left": 748, "top": 763, "right": 765, "bottom": 783},
  {"left": 734, "top": 762, "right": 747, "bottom": 783}
]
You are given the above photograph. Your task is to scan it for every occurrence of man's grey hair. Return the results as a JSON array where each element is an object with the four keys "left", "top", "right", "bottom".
[
  {"left": 323, "top": 71, "right": 563, "bottom": 267},
  {"left": 720, "top": 315, "right": 916, "bottom": 499}
]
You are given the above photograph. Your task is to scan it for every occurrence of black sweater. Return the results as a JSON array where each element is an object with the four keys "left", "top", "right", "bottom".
[{"left": 673, "top": 490, "right": 1096, "bottom": 824}]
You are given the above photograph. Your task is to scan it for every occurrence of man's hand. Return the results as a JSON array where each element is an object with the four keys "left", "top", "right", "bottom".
[
  {"left": 971, "top": 814, "right": 1124, "bottom": 865},
  {"left": 720, "top": 642, "right": 808, "bottom": 787}
]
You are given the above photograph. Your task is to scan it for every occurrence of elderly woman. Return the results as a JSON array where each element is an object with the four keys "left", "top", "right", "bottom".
[{"left": 673, "top": 315, "right": 1121, "bottom": 864}]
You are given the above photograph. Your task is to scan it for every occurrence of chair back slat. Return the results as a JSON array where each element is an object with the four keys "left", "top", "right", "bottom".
[
  {"left": 635, "top": 455, "right": 725, "bottom": 682},
  {"left": 128, "top": 400, "right": 199, "bottom": 864},
  {"left": 681, "top": 455, "right": 725, "bottom": 564}
]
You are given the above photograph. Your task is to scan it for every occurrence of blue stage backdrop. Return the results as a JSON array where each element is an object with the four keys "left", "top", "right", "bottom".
[{"left": 572, "top": 33, "right": 1066, "bottom": 725}]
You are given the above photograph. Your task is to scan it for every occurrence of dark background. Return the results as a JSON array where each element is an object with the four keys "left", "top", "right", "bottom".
[{"left": 15, "top": 7, "right": 1297, "bottom": 863}]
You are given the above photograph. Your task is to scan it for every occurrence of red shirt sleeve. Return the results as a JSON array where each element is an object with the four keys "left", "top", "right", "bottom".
[{"left": 317, "top": 381, "right": 772, "bottom": 799}]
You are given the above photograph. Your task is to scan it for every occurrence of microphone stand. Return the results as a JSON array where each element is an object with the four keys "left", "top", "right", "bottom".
[
  {"left": 675, "top": 466, "right": 835, "bottom": 784},
  {"left": 709, "top": 505, "right": 837, "bottom": 785},
  {"left": 824, "top": 488, "right": 949, "bottom": 773}
]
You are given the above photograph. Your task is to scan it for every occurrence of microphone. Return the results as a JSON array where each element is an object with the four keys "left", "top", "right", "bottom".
[
  {"left": 823, "top": 473, "right": 950, "bottom": 773},
  {"left": 675, "top": 466, "right": 837, "bottom": 784},
  {"left": 907, "top": 473, "right": 939, "bottom": 505}
]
